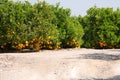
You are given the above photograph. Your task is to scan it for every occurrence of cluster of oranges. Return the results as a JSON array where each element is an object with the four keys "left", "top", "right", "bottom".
[
  {"left": 0, "top": 35, "right": 4, "bottom": 38},
  {"left": 0, "top": 45, "right": 4, "bottom": 49},
  {"left": 99, "top": 42, "right": 107, "bottom": 47},
  {"left": 65, "top": 39, "right": 80, "bottom": 48},
  {"left": 0, "top": 36, "right": 81, "bottom": 51},
  {"left": 17, "top": 43, "right": 25, "bottom": 49},
  {"left": 42, "top": 40, "right": 61, "bottom": 50},
  {"left": 13, "top": 41, "right": 29, "bottom": 50},
  {"left": 28, "top": 38, "right": 43, "bottom": 51},
  {"left": 0, "top": 37, "right": 61, "bottom": 51}
]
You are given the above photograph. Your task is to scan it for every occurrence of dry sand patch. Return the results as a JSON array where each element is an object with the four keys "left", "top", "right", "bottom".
[{"left": 0, "top": 49, "right": 120, "bottom": 80}]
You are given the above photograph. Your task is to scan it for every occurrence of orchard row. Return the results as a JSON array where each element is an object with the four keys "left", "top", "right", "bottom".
[{"left": 0, "top": 1, "right": 120, "bottom": 51}]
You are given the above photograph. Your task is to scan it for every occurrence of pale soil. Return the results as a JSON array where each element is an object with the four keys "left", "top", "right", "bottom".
[{"left": 0, "top": 48, "right": 120, "bottom": 80}]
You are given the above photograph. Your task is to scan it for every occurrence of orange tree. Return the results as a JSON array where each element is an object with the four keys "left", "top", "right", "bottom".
[
  {"left": 0, "top": 1, "right": 84, "bottom": 52},
  {"left": 53, "top": 4, "right": 84, "bottom": 48},
  {"left": 79, "top": 6, "right": 120, "bottom": 48}
]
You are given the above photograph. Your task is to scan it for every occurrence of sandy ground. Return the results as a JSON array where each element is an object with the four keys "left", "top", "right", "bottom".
[{"left": 0, "top": 48, "right": 120, "bottom": 80}]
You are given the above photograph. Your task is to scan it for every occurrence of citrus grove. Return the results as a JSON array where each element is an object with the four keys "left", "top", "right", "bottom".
[{"left": 0, "top": 1, "right": 120, "bottom": 52}]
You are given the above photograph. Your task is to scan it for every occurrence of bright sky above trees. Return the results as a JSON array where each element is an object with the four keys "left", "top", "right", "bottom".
[{"left": 14, "top": 0, "right": 120, "bottom": 16}]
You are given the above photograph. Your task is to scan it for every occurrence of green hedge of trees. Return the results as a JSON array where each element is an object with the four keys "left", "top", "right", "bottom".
[
  {"left": 0, "top": 1, "right": 120, "bottom": 52},
  {"left": 78, "top": 6, "right": 120, "bottom": 48},
  {"left": 0, "top": 1, "right": 84, "bottom": 51}
]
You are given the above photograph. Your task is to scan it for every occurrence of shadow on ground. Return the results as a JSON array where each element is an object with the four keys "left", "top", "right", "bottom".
[
  {"left": 107, "top": 49, "right": 120, "bottom": 52},
  {"left": 78, "top": 75, "right": 120, "bottom": 80},
  {"left": 81, "top": 53, "right": 120, "bottom": 61},
  {"left": 66, "top": 53, "right": 120, "bottom": 61},
  {"left": 0, "top": 49, "right": 37, "bottom": 53}
]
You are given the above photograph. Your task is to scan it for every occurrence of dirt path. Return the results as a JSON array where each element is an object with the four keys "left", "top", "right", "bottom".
[{"left": 0, "top": 48, "right": 120, "bottom": 80}]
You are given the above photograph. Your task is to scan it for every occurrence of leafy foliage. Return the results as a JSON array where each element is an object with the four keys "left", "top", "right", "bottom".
[
  {"left": 79, "top": 6, "right": 120, "bottom": 48},
  {"left": 1, "top": 1, "right": 119, "bottom": 52},
  {"left": 0, "top": 1, "right": 84, "bottom": 51}
]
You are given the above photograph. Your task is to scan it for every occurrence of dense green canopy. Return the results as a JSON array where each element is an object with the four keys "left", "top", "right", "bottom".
[
  {"left": 78, "top": 6, "right": 120, "bottom": 48},
  {"left": 0, "top": 1, "right": 120, "bottom": 52}
]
